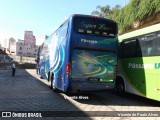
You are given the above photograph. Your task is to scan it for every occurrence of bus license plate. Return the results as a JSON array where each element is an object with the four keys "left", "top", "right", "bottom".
[{"left": 88, "top": 77, "right": 100, "bottom": 82}]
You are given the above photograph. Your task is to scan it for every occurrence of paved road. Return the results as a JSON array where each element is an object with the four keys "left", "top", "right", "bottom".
[{"left": 0, "top": 69, "right": 159, "bottom": 120}]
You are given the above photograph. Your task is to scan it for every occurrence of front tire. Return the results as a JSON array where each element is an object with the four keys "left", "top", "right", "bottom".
[
  {"left": 49, "top": 73, "right": 58, "bottom": 92},
  {"left": 49, "top": 73, "right": 53, "bottom": 89},
  {"left": 47, "top": 72, "right": 50, "bottom": 82}
]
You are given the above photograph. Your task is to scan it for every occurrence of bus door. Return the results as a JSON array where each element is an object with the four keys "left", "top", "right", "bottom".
[
  {"left": 158, "top": 76, "right": 160, "bottom": 100},
  {"left": 154, "top": 33, "right": 160, "bottom": 101}
]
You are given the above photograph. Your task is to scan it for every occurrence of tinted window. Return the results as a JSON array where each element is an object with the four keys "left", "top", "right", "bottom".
[
  {"left": 58, "top": 21, "right": 68, "bottom": 42},
  {"left": 138, "top": 33, "right": 155, "bottom": 56},
  {"left": 74, "top": 17, "right": 117, "bottom": 37},
  {"left": 119, "top": 39, "right": 136, "bottom": 58},
  {"left": 119, "top": 31, "right": 160, "bottom": 58},
  {"left": 153, "top": 32, "right": 160, "bottom": 55}
]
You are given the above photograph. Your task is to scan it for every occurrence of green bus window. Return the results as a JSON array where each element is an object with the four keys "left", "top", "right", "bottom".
[
  {"left": 119, "top": 39, "right": 136, "bottom": 58},
  {"left": 154, "top": 32, "right": 160, "bottom": 56}
]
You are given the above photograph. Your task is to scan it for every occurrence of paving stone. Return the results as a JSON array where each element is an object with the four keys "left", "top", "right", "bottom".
[{"left": 0, "top": 69, "right": 159, "bottom": 120}]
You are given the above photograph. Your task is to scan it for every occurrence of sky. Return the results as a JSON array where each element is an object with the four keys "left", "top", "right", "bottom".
[{"left": 0, "top": 0, "right": 130, "bottom": 46}]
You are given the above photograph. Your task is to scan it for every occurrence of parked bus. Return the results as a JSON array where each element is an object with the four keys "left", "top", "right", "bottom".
[
  {"left": 117, "top": 23, "right": 160, "bottom": 101},
  {"left": 38, "top": 14, "right": 118, "bottom": 93}
]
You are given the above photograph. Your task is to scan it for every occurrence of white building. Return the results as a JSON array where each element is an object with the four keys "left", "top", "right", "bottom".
[
  {"left": 0, "top": 44, "right": 2, "bottom": 50},
  {"left": 36, "top": 35, "right": 48, "bottom": 46},
  {"left": 3, "top": 38, "right": 9, "bottom": 53},
  {"left": 9, "top": 38, "right": 16, "bottom": 55},
  {"left": 0, "top": 44, "right": 5, "bottom": 52}
]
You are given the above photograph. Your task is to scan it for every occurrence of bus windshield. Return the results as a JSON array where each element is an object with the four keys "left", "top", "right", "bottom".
[
  {"left": 74, "top": 17, "right": 117, "bottom": 37},
  {"left": 72, "top": 49, "right": 116, "bottom": 81}
]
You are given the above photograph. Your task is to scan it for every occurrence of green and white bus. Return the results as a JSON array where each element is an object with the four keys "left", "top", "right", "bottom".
[{"left": 116, "top": 23, "right": 160, "bottom": 101}]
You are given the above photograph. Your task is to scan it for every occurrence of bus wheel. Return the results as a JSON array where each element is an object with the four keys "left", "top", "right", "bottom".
[
  {"left": 49, "top": 74, "right": 53, "bottom": 89},
  {"left": 115, "top": 81, "right": 125, "bottom": 96},
  {"left": 47, "top": 72, "right": 50, "bottom": 82},
  {"left": 50, "top": 74, "right": 58, "bottom": 92},
  {"left": 38, "top": 68, "right": 40, "bottom": 75},
  {"left": 37, "top": 68, "right": 40, "bottom": 75}
]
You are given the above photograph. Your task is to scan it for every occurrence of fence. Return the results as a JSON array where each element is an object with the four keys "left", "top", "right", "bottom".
[{"left": 0, "top": 54, "right": 36, "bottom": 64}]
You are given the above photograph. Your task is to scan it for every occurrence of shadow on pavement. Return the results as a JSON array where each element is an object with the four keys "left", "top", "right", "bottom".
[
  {"left": 65, "top": 91, "right": 160, "bottom": 107},
  {"left": 0, "top": 69, "right": 93, "bottom": 119},
  {"left": 27, "top": 68, "right": 159, "bottom": 107}
]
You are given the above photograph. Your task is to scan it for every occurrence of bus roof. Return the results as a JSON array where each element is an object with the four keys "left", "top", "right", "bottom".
[
  {"left": 118, "top": 23, "right": 160, "bottom": 42},
  {"left": 71, "top": 14, "right": 117, "bottom": 23}
]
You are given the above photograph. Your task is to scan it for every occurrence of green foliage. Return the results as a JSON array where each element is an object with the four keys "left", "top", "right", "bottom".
[
  {"left": 136, "top": 0, "right": 160, "bottom": 20},
  {"left": 108, "top": 5, "right": 121, "bottom": 20},
  {"left": 91, "top": 0, "right": 160, "bottom": 33},
  {"left": 91, "top": 5, "right": 111, "bottom": 17}
]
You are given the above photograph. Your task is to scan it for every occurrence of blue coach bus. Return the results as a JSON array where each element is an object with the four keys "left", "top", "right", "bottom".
[{"left": 37, "top": 14, "right": 118, "bottom": 93}]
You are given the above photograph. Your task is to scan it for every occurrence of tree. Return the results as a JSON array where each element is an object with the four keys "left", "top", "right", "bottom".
[
  {"left": 108, "top": 5, "right": 121, "bottom": 20},
  {"left": 91, "top": 5, "right": 111, "bottom": 17},
  {"left": 91, "top": 0, "right": 160, "bottom": 34},
  {"left": 118, "top": 0, "right": 160, "bottom": 33}
]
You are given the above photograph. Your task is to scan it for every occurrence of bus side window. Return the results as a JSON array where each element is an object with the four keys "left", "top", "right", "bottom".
[
  {"left": 118, "top": 42, "right": 123, "bottom": 58},
  {"left": 147, "top": 47, "right": 152, "bottom": 55},
  {"left": 137, "top": 36, "right": 154, "bottom": 57},
  {"left": 145, "top": 41, "right": 153, "bottom": 56},
  {"left": 136, "top": 39, "right": 143, "bottom": 57},
  {"left": 119, "top": 40, "right": 136, "bottom": 58},
  {"left": 154, "top": 32, "right": 160, "bottom": 56}
]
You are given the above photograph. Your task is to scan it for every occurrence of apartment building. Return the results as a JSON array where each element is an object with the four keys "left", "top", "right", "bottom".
[
  {"left": 16, "top": 39, "right": 24, "bottom": 56},
  {"left": 23, "top": 31, "right": 36, "bottom": 57},
  {"left": 9, "top": 37, "right": 16, "bottom": 55}
]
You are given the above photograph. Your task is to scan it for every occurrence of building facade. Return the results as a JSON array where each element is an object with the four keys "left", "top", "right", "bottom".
[
  {"left": 0, "top": 31, "right": 47, "bottom": 58},
  {"left": 23, "top": 31, "right": 37, "bottom": 57},
  {"left": 16, "top": 39, "right": 24, "bottom": 56},
  {"left": 9, "top": 37, "right": 16, "bottom": 55}
]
